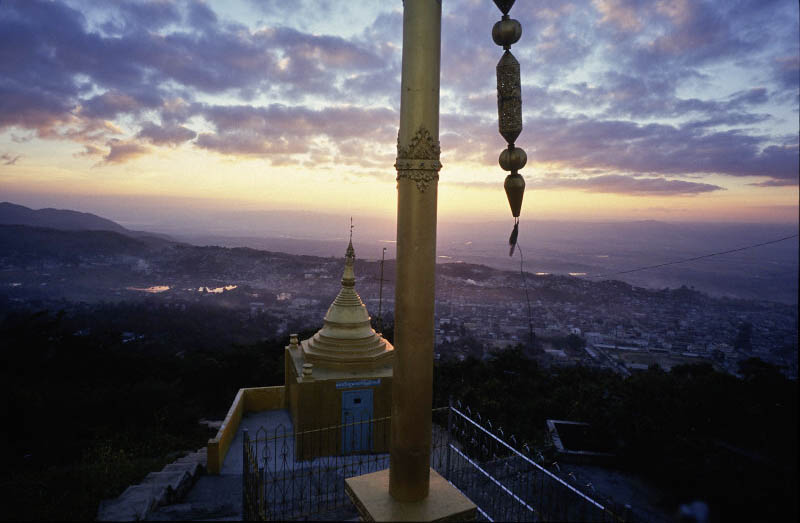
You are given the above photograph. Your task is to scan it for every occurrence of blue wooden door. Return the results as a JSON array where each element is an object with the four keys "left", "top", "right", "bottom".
[{"left": 341, "top": 389, "right": 373, "bottom": 454}]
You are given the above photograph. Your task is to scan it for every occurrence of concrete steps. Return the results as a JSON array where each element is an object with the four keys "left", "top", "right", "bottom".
[
  {"left": 144, "top": 501, "right": 239, "bottom": 521},
  {"left": 146, "top": 474, "right": 243, "bottom": 521},
  {"left": 97, "top": 448, "right": 207, "bottom": 521},
  {"left": 141, "top": 470, "right": 192, "bottom": 498}
]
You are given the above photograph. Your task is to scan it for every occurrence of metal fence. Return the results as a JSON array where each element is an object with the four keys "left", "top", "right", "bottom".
[
  {"left": 243, "top": 404, "right": 623, "bottom": 521},
  {"left": 437, "top": 403, "right": 622, "bottom": 522},
  {"left": 243, "top": 415, "right": 392, "bottom": 520}
]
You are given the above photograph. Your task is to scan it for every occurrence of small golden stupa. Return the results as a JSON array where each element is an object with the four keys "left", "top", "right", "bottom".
[
  {"left": 284, "top": 238, "right": 393, "bottom": 458},
  {"left": 300, "top": 239, "right": 394, "bottom": 369}
]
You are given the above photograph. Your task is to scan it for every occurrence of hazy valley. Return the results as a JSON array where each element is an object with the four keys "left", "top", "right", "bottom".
[
  {"left": 1, "top": 202, "right": 796, "bottom": 379},
  {"left": 2, "top": 203, "right": 797, "bottom": 521}
]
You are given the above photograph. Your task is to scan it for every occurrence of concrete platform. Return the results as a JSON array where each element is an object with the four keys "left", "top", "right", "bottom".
[
  {"left": 221, "top": 409, "right": 293, "bottom": 473},
  {"left": 345, "top": 469, "right": 476, "bottom": 522},
  {"left": 150, "top": 410, "right": 476, "bottom": 521},
  {"left": 559, "top": 462, "right": 672, "bottom": 523}
]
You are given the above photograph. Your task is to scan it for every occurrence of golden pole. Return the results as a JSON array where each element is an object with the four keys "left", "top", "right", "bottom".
[{"left": 389, "top": 0, "right": 442, "bottom": 502}]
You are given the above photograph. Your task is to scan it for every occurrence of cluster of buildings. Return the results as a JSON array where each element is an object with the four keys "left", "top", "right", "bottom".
[
  {"left": 256, "top": 256, "right": 797, "bottom": 378},
  {"left": 4, "top": 241, "right": 795, "bottom": 379},
  {"left": 432, "top": 271, "right": 797, "bottom": 377}
]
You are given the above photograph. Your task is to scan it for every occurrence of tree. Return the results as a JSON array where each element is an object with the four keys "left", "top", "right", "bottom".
[
  {"left": 565, "top": 333, "right": 586, "bottom": 351},
  {"left": 733, "top": 322, "right": 753, "bottom": 351},
  {"left": 737, "top": 357, "right": 782, "bottom": 382}
]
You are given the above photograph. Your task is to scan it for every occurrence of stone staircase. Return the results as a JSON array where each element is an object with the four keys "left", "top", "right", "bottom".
[{"left": 96, "top": 447, "right": 207, "bottom": 521}]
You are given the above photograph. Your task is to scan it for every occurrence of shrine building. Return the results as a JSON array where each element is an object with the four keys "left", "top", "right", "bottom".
[{"left": 284, "top": 239, "right": 394, "bottom": 459}]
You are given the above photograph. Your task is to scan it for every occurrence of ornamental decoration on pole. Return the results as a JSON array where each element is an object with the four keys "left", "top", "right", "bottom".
[
  {"left": 492, "top": 0, "right": 527, "bottom": 255},
  {"left": 395, "top": 125, "right": 443, "bottom": 193}
]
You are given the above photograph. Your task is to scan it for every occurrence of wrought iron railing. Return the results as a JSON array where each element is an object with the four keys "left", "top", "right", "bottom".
[
  {"left": 244, "top": 404, "right": 623, "bottom": 521},
  {"left": 243, "top": 415, "right": 394, "bottom": 521},
  {"left": 438, "top": 402, "right": 621, "bottom": 522}
]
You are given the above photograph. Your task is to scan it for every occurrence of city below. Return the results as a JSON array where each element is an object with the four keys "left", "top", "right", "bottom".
[{"left": 1, "top": 203, "right": 796, "bottom": 380}]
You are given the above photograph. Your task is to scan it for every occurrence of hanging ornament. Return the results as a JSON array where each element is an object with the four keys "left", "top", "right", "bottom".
[{"left": 492, "top": 0, "right": 526, "bottom": 256}]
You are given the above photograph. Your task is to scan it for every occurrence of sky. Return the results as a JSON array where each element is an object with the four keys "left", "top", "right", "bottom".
[{"left": 0, "top": 0, "right": 798, "bottom": 227}]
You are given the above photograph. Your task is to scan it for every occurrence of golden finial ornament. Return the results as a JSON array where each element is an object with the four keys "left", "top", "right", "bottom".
[{"left": 492, "top": 0, "right": 527, "bottom": 254}]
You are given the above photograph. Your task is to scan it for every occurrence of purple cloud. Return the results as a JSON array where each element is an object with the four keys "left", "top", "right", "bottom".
[
  {"left": 137, "top": 123, "right": 197, "bottom": 146},
  {"left": 0, "top": 86, "right": 74, "bottom": 136},
  {"left": 75, "top": 144, "right": 104, "bottom": 158},
  {"left": 103, "top": 140, "right": 149, "bottom": 164},
  {"left": 186, "top": 0, "right": 218, "bottom": 29},
  {"left": 1, "top": 153, "right": 21, "bottom": 165},
  {"left": 596, "top": 0, "right": 747, "bottom": 70},
  {"left": 1, "top": 0, "right": 385, "bottom": 122},
  {"left": 96, "top": 0, "right": 182, "bottom": 35},
  {"left": 534, "top": 174, "right": 724, "bottom": 196},
  {"left": 194, "top": 103, "right": 396, "bottom": 163},
  {"left": 80, "top": 90, "right": 165, "bottom": 119},
  {"left": 749, "top": 178, "right": 799, "bottom": 188},
  {"left": 194, "top": 132, "right": 306, "bottom": 157},
  {"left": 529, "top": 117, "right": 798, "bottom": 184},
  {"left": 772, "top": 55, "right": 800, "bottom": 95},
  {"left": 447, "top": 174, "right": 723, "bottom": 196},
  {"left": 0, "top": 0, "right": 795, "bottom": 192},
  {"left": 436, "top": 111, "right": 798, "bottom": 186}
]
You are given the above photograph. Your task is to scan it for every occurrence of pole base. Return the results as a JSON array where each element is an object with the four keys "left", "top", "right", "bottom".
[{"left": 345, "top": 468, "right": 476, "bottom": 522}]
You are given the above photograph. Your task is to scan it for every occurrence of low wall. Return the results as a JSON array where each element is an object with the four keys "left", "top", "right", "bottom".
[
  {"left": 243, "top": 385, "right": 286, "bottom": 412},
  {"left": 546, "top": 419, "right": 615, "bottom": 466},
  {"left": 207, "top": 385, "right": 286, "bottom": 474}
]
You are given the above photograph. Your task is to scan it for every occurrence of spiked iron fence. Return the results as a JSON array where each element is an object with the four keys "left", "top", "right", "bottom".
[
  {"left": 243, "top": 415, "right": 394, "bottom": 521},
  {"left": 243, "top": 404, "right": 623, "bottom": 521},
  {"left": 441, "top": 402, "right": 622, "bottom": 522}
]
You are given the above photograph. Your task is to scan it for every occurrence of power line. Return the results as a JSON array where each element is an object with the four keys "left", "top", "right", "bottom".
[
  {"left": 587, "top": 233, "right": 798, "bottom": 279},
  {"left": 363, "top": 233, "right": 797, "bottom": 282},
  {"left": 515, "top": 241, "right": 535, "bottom": 348}
]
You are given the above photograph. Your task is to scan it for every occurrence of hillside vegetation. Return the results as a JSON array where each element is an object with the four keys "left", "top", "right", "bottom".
[
  {"left": 435, "top": 349, "right": 798, "bottom": 522},
  {"left": 2, "top": 301, "right": 796, "bottom": 521}
]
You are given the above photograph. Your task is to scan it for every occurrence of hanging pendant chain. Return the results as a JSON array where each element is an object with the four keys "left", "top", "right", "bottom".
[{"left": 492, "top": 0, "right": 527, "bottom": 254}]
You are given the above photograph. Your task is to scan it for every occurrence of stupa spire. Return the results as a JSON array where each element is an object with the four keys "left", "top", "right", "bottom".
[
  {"left": 342, "top": 219, "right": 356, "bottom": 288},
  {"left": 299, "top": 232, "right": 394, "bottom": 369}
]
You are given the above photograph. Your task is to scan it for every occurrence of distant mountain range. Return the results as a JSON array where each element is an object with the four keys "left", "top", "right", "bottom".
[
  {"left": 0, "top": 224, "right": 149, "bottom": 259},
  {"left": 0, "top": 202, "right": 129, "bottom": 234},
  {"left": 1, "top": 201, "right": 797, "bottom": 304},
  {"left": 0, "top": 202, "right": 174, "bottom": 243}
]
